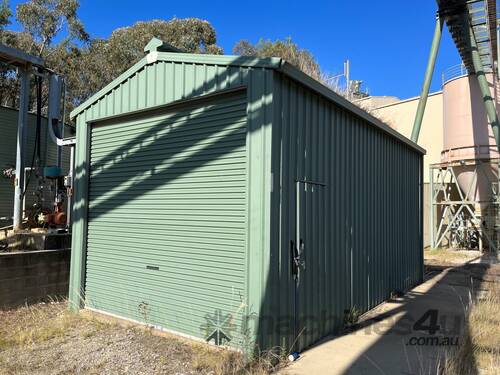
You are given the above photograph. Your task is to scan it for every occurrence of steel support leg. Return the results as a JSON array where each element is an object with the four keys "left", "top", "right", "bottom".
[
  {"left": 411, "top": 14, "right": 444, "bottom": 142},
  {"left": 429, "top": 167, "right": 435, "bottom": 248},
  {"left": 13, "top": 67, "right": 31, "bottom": 230}
]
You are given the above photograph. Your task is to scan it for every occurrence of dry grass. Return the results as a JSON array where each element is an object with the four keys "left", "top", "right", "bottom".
[
  {"left": 442, "top": 281, "right": 500, "bottom": 375},
  {"left": 424, "top": 248, "right": 480, "bottom": 264},
  {"left": 0, "top": 298, "right": 81, "bottom": 350},
  {"left": 0, "top": 300, "right": 286, "bottom": 375},
  {"left": 191, "top": 344, "right": 287, "bottom": 375}
]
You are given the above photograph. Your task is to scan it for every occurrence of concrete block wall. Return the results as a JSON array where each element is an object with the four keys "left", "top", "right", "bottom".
[{"left": 0, "top": 249, "right": 70, "bottom": 309}]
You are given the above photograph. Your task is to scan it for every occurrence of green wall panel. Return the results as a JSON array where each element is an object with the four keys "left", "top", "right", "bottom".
[{"left": 267, "top": 72, "right": 423, "bottom": 351}]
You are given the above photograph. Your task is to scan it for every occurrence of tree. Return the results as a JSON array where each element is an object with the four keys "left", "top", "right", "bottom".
[
  {"left": 0, "top": 0, "right": 13, "bottom": 106},
  {"left": 15, "top": 0, "right": 88, "bottom": 56},
  {"left": 0, "top": 0, "right": 11, "bottom": 31},
  {"left": 1, "top": 4, "right": 224, "bottom": 117},
  {"left": 77, "top": 18, "right": 223, "bottom": 103},
  {"left": 233, "top": 37, "right": 350, "bottom": 97},
  {"left": 0, "top": 0, "right": 89, "bottom": 111},
  {"left": 233, "top": 37, "right": 322, "bottom": 81}
]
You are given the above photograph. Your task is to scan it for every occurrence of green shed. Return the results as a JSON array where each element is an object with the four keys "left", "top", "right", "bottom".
[{"left": 69, "top": 38, "right": 425, "bottom": 353}]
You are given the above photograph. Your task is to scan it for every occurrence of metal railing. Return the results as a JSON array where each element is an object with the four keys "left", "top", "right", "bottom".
[{"left": 442, "top": 63, "right": 469, "bottom": 85}]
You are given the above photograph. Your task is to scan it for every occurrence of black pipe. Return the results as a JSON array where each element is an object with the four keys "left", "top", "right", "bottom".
[
  {"left": 36, "top": 73, "right": 42, "bottom": 161},
  {"left": 21, "top": 73, "right": 42, "bottom": 198}
]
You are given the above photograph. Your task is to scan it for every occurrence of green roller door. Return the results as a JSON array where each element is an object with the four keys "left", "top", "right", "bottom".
[{"left": 84, "top": 91, "right": 248, "bottom": 344}]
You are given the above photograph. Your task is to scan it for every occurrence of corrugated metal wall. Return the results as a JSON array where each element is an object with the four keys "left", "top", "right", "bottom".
[
  {"left": 265, "top": 73, "right": 423, "bottom": 351},
  {"left": 0, "top": 106, "right": 72, "bottom": 223}
]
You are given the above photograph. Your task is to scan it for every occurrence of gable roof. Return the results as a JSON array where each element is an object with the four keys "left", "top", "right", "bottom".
[
  {"left": 70, "top": 52, "right": 282, "bottom": 120},
  {"left": 71, "top": 41, "right": 424, "bottom": 154}
]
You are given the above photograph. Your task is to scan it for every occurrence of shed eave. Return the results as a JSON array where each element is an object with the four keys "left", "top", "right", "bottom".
[{"left": 70, "top": 57, "right": 149, "bottom": 119}]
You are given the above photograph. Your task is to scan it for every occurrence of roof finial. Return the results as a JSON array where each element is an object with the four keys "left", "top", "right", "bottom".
[{"left": 144, "top": 37, "right": 184, "bottom": 54}]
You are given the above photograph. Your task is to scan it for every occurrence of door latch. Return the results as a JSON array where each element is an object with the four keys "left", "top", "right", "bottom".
[
  {"left": 298, "top": 239, "right": 305, "bottom": 270},
  {"left": 290, "top": 239, "right": 305, "bottom": 281}
]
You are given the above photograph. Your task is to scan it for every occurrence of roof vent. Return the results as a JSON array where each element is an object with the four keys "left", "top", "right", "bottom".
[{"left": 144, "top": 37, "right": 184, "bottom": 54}]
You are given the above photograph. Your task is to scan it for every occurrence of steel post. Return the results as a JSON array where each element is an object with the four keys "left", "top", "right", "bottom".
[
  {"left": 429, "top": 167, "right": 435, "bottom": 248},
  {"left": 467, "top": 17, "right": 500, "bottom": 153},
  {"left": 497, "top": 24, "right": 499, "bottom": 78},
  {"left": 411, "top": 14, "right": 444, "bottom": 143},
  {"left": 13, "top": 67, "right": 31, "bottom": 230}
]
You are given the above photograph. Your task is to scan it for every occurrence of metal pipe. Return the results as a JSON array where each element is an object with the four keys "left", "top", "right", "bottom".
[
  {"left": 22, "top": 167, "right": 35, "bottom": 217},
  {"left": 58, "top": 79, "right": 67, "bottom": 167},
  {"left": 47, "top": 73, "right": 64, "bottom": 161},
  {"left": 411, "top": 14, "right": 444, "bottom": 143},
  {"left": 36, "top": 74, "right": 42, "bottom": 162},
  {"left": 67, "top": 145, "right": 75, "bottom": 230},
  {"left": 13, "top": 67, "right": 31, "bottom": 230},
  {"left": 467, "top": 15, "right": 500, "bottom": 152}
]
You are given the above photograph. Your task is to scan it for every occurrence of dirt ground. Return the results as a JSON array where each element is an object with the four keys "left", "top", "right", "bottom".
[
  {"left": 424, "top": 247, "right": 482, "bottom": 265},
  {"left": 1, "top": 249, "right": 498, "bottom": 375},
  {"left": 0, "top": 302, "right": 279, "bottom": 375}
]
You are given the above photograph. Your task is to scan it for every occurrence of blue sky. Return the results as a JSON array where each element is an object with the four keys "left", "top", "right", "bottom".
[{"left": 7, "top": 0, "right": 461, "bottom": 99}]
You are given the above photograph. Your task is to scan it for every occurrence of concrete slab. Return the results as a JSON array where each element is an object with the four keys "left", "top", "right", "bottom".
[{"left": 281, "top": 266, "right": 483, "bottom": 375}]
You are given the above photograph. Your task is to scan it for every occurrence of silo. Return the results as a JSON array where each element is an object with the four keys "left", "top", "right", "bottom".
[
  {"left": 442, "top": 73, "right": 498, "bottom": 206},
  {"left": 440, "top": 71, "right": 499, "bottom": 249}
]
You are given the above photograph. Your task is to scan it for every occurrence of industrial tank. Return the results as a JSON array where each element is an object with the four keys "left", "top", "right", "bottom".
[{"left": 442, "top": 72, "right": 499, "bottom": 209}]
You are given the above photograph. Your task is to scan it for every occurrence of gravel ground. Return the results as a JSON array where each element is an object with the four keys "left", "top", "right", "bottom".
[{"left": 0, "top": 302, "right": 263, "bottom": 375}]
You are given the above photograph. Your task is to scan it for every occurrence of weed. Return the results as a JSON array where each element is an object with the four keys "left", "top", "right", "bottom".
[
  {"left": 442, "top": 281, "right": 500, "bottom": 375},
  {"left": 191, "top": 345, "right": 287, "bottom": 375},
  {"left": 343, "top": 306, "right": 361, "bottom": 327},
  {"left": 390, "top": 290, "right": 405, "bottom": 299}
]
